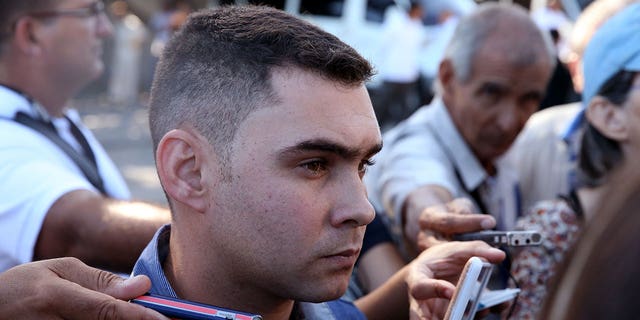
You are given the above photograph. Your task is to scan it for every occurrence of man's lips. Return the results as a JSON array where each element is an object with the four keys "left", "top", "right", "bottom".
[{"left": 322, "top": 248, "right": 361, "bottom": 269}]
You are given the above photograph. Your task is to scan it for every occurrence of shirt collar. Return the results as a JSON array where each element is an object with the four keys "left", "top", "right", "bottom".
[
  {"left": 131, "top": 224, "right": 352, "bottom": 320},
  {"left": 431, "top": 98, "right": 487, "bottom": 190},
  {"left": 0, "top": 85, "right": 53, "bottom": 122},
  {"left": 131, "top": 224, "right": 177, "bottom": 297}
]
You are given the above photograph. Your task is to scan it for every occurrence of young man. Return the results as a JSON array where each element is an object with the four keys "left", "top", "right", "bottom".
[
  {"left": 133, "top": 5, "right": 504, "bottom": 320},
  {"left": 0, "top": 5, "right": 504, "bottom": 319}
]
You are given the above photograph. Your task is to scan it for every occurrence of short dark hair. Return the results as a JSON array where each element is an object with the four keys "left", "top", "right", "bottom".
[
  {"left": 149, "top": 5, "right": 373, "bottom": 163},
  {"left": 578, "top": 70, "right": 636, "bottom": 187},
  {"left": 0, "top": 0, "right": 56, "bottom": 51}
]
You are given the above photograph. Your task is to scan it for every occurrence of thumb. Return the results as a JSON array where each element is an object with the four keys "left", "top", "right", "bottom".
[
  {"left": 410, "top": 278, "right": 456, "bottom": 301},
  {"left": 102, "top": 275, "right": 153, "bottom": 301},
  {"left": 50, "top": 258, "right": 151, "bottom": 300},
  {"left": 46, "top": 258, "right": 168, "bottom": 320}
]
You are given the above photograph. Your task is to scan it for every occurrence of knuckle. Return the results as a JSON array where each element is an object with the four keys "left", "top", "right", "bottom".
[
  {"left": 94, "top": 268, "right": 120, "bottom": 292},
  {"left": 96, "top": 300, "right": 120, "bottom": 320}
]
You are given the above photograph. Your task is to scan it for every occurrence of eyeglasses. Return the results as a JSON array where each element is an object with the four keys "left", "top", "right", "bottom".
[{"left": 28, "top": 1, "right": 105, "bottom": 19}]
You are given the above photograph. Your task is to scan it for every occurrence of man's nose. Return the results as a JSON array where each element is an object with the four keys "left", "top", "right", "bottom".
[{"left": 329, "top": 177, "right": 375, "bottom": 228}]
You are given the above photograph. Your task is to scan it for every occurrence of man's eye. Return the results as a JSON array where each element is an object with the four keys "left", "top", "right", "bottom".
[
  {"left": 358, "top": 159, "right": 376, "bottom": 176},
  {"left": 302, "top": 160, "right": 327, "bottom": 175},
  {"left": 480, "top": 84, "right": 503, "bottom": 97}
]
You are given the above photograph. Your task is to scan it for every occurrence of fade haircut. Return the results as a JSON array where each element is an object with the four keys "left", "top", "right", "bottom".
[
  {"left": 436, "top": 2, "right": 555, "bottom": 92},
  {"left": 0, "top": 0, "right": 56, "bottom": 52},
  {"left": 149, "top": 5, "right": 373, "bottom": 164}
]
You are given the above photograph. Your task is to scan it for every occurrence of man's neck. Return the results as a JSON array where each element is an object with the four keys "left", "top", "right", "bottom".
[
  {"left": 482, "top": 161, "right": 497, "bottom": 176},
  {"left": 1, "top": 61, "right": 71, "bottom": 117},
  {"left": 165, "top": 229, "right": 296, "bottom": 320}
]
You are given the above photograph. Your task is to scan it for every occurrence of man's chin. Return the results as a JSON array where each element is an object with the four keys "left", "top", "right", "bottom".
[{"left": 296, "top": 278, "right": 350, "bottom": 303}]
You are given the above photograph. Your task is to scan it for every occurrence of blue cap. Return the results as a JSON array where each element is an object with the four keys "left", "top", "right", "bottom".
[
  {"left": 563, "top": 3, "right": 640, "bottom": 140},
  {"left": 582, "top": 3, "right": 640, "bottom": 105}
]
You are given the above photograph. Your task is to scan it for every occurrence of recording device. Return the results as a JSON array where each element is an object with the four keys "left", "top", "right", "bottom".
[
  {"left": 131, "top": 293, "right": 263, "bottom": 320},
  {"left": 444, "top": 257, "right": 521, "bottom": 320},
  {"left": 452, "top": 230, "right": 542, "bottom": 247}
]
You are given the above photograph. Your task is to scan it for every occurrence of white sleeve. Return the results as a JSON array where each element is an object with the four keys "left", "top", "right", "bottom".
[
  {"left": 0, "top": 128, "right": 98, "bottom": 272},
  {"left": 376, "top": 125, "right": 457, "bottom": 227}
]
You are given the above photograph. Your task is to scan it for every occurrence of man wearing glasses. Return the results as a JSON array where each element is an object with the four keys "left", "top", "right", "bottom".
[{"left": 0, "top": 0, "right": 170, "bottom": 273}]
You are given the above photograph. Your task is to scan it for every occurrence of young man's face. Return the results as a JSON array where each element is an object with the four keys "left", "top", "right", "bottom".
[{"left": 203, "top": 68, "right": 382, "bottom": 303}]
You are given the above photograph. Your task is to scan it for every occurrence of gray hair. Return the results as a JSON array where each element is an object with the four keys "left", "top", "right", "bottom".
[{"left": 435, "top": 3, "right": 555, "bottom": 93}]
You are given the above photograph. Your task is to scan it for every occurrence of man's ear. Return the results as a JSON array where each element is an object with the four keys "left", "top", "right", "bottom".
[
  {"left": 12, "top": 17, "right": 42, "bottom": 56},
  {"left": 585, "top": 96, "right": 628, "bottom": 142},
  {"left": 156, "top": 129, "right": 210, "bottom": 213},
  {"left": 438, "top": 59, "right": 456, "bottom": 99}
]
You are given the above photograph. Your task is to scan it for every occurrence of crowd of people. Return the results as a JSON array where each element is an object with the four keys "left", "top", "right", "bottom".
[{"left": 1, "top": 0, "right": 639, "bottom": 319}]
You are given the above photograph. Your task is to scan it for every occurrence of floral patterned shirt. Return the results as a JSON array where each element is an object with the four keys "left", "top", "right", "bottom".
[{"left": 510, "top": 197, "right": 583, "bottom": 319}]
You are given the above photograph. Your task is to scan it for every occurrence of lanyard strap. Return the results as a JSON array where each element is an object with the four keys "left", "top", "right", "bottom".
[
  {"left": 423, "top": 122, "right": 491, "bottom": 215},
  {"left": 13, "top": 111, "right": 107, "bottom": 195}
]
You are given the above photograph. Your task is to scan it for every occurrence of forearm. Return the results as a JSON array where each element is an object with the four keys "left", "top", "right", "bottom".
[
  {"left": 35, "top": 190, "right": 171, "bottom": 273},
  {"left": 356, "top": 242, "right": 406, "bottom": 293},
  {"left": 355, "top": 265, "right": 410, "bottom": 320},
  {"left": 403, "top": 185, "right": 453, "bottom": 247},
  {"left": 74, "top": 200, "right": 170, "bottom": 271}
]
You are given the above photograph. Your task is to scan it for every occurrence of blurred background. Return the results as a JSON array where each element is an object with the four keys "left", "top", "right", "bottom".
[{"left": 79, "top": 0, "right": 595, "bottom": 204}]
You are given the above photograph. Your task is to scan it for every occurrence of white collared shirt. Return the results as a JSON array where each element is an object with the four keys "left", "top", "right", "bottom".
[
  {"left": 0, "top": 86, "right": 130, "bottom": 271},
  {"left": 365, "top": 97, "right": 522, "bottom": 233}
]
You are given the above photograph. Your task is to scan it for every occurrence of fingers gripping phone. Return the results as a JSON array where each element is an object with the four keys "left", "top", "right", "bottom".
[
  {"left": 443, "top": 257, "right": 521, "bottom": 320},
  {"left": 444, "top": 257, "right": 493, "bottom": 320}
]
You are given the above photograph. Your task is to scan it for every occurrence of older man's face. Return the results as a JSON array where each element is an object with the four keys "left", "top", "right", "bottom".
[{"left": 443, "top": 40, "right": 552, "bottom": 166}]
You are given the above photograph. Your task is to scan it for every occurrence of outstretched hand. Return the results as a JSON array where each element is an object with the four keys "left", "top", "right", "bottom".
[
  {"left": 0, "top": 257, "right": 169, "bottom": 320},
  {"left": 417, "top": 198, "right": 496, "bottom": 250}
]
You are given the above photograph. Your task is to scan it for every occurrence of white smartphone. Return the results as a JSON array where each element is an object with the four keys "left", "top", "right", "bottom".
[{"left": 443, "top": 257, "right": 493, "bottom": 320}]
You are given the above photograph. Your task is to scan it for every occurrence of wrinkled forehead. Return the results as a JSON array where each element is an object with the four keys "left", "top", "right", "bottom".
[{"left": 479, "top": 31, "right": 552, "bottom": 69}]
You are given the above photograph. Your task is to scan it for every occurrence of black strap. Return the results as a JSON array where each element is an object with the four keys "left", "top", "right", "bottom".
[
  {"left": 65, "top": 115, "right": 98, "bottom": 167},
  {"left": 13, "top": 111, "right": 107, "bottom": 194},
  {"left": 405, "top": 121, "right": 491, "bottom": 215},
  {"left": 452, "top": 166, "right": 490, "bottom": 215}
]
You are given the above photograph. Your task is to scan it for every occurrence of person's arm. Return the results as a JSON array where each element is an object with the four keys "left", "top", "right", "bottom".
[
  {"left": 356, "top": 242, "right": 406, "bottom": 293},
  {"left": 34, "top": 189, "right": 170, "bottom": 273},
  {"left": 0, "top": 257, "right": 169, "bottom": 320},
  {"left": 402, "top": 186, "right": 496, "bottom": 252},
  {"left": 354, "top": 241, "right": 505, "bottom": 320}
]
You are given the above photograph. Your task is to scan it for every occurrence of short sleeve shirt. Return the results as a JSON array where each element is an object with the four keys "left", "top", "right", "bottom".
[{"left": 0, "top": 86, "right": 130, "bottom": 272}]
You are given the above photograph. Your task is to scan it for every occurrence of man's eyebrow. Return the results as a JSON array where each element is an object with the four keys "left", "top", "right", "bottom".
[{"left": 279, "top": 139, "right": 383, "bottom": 159}]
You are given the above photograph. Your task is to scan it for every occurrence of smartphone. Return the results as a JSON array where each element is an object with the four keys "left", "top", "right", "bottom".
[
  {"left": 443, "top": 257, "right": 493, "bottom": 320},
  {"left": 131, "top": 293, "right": 263, "bottom": 320},
  {"left": 452, "top": 230, "right": 542, "bottom": 247},
  {"left": 476, "top": 288, "right": 521, "bottom": 311}
]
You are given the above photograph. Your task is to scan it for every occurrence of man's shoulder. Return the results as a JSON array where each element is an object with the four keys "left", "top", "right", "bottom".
[
  {"left": 0, "top": 119, "right": 82, "bottom": 170},
  {"left": 383, "top": 102, "right": 444, "bottom": 147},
  {"left": 521, "top": 102, "right": 582, "bottom": 137}
]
